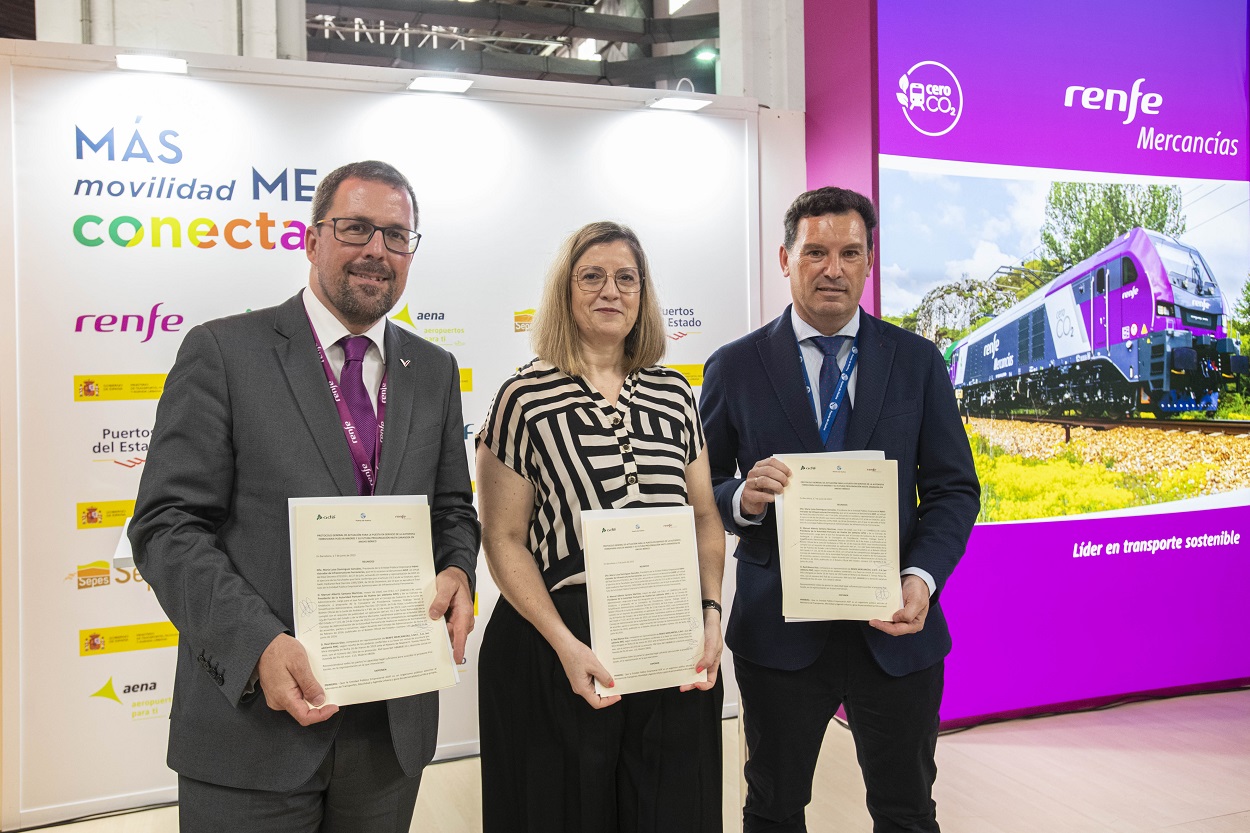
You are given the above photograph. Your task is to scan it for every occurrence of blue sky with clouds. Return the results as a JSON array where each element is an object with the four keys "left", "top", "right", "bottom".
[{"left": 876, "top": 165, "right": 1250, "bottom": 320}]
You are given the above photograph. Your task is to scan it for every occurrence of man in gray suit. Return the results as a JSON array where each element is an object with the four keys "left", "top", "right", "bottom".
[{"left": 129, "top": 160, "right": 480, "bottom": 832}]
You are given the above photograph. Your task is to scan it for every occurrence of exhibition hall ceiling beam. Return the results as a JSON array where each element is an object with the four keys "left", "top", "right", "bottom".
[
  {"left": 304, "top": 0, "right": 717, "bottom": 45},
  {"left": 308, "top": 36, "right": 715, "bottom": 86}
]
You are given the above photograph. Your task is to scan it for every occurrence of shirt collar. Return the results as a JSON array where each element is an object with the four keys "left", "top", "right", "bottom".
[
  {"left": 790, "top": 305, "right": 860, "bottom": 344},
  {"left": 301, "top": 287, "right": 388, "bottom": 360}
]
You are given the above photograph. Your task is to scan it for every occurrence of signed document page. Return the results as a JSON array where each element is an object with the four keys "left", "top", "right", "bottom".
[
  {"left": 288, "top": 495, "right": 458, "bottom": 706},
  {"left": 582, "top": 506, "right": 706, "bottom": 696},
  {"left": 776, "top": 454, "right": 902, "bottom": 621}
]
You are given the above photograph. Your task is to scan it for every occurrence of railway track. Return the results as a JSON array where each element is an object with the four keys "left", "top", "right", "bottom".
[{"left": 972, "top": 414, "right": 1250, "bottom": 437}]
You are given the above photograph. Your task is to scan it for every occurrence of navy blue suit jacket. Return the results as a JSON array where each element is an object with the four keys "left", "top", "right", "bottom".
[{"left": 700, "top": 307, "right": 979, "bottom": 676}]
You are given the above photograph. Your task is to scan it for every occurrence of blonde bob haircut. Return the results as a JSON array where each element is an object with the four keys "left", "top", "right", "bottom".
[{"left": 531, "top": 221, "right": 667, "bottom": 377}]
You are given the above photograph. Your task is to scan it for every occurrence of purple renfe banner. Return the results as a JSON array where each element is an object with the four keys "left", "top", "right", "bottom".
[
  {"left": 941, "top": 504, "right": 1250, "bottom": 723},
  {"left": 878, "top": 1, "right": 1250, "bottom": 180}
]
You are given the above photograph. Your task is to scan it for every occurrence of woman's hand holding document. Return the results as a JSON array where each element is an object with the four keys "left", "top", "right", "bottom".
[
  {"left": 288, "top": 495, "right": 459, "bottom": 707},
  {"left": 582, "top": 506, "right": 706, "bottom": 696},
  {"left": 776, "top": 452, "right": 902, "bottom": 621}
]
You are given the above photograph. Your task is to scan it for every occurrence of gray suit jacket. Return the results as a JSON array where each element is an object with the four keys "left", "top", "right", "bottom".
[{"left": 129, "top": 291, "right": 480, "bottom": 791}]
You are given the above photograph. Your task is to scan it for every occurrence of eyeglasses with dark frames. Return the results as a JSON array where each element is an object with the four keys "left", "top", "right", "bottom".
[
  {"left": 316, "top": 217, "right": 422, "bottom": 254},
  {"left": 573, "top": 265, "right": 644, "bottom": 294}
]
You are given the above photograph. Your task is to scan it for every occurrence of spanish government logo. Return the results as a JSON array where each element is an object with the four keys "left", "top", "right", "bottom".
[
  {"left": 78, "top": 378, "right": 101, "bottom": 398},
  {"left": 895, "top": 61, "right": 963, "bottom": 137}
]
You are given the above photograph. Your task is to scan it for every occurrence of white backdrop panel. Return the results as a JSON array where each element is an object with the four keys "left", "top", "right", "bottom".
[{"left": 5, "top": 56, "right": 758, "bottom": 826}]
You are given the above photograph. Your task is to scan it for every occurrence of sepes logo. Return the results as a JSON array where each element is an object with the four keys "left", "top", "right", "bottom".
[
  {"left": 514, "top": 309, "right": 536, "bottom": 333},
  {"left": 64, "top": 562, "right": 152, "bottom": 592},
  {"left": 895, "top": 61, "right": 963, "bottom": 137},
  {"left": 75, "top": 560, "right": 111, "bottom": 589}
]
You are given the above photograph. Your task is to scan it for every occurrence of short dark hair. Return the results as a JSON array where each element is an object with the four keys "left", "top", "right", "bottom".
[
  {"left": 783, "top": 186, "right": 877, "bottom": 252},
  {"left": 311, "top": 160, "right": 419, "bottom": 229}
]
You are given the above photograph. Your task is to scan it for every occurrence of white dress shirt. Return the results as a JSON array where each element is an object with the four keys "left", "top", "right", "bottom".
[{"left": 302, "top": 288, "right": 388, "bottom": 413}]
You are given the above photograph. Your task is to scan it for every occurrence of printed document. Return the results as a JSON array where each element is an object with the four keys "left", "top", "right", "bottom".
[
  {"left": 288, "top": 495, "right": 458, "bottom": 706},
  {"left": 776, "top": 453, "right": 902, "bottom": 621},
  {"left": 582, "top": 506, "right": 706, "bottom": 696}
]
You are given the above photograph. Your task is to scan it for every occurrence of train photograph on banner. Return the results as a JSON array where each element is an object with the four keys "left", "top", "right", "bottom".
[{"left": 947, "top": 228, "right": 1249, "bottom": 417}]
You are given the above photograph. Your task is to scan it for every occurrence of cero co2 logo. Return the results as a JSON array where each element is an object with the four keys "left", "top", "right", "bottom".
[{"left": 895, "top": 61, "right": 963, "bottom": 137}]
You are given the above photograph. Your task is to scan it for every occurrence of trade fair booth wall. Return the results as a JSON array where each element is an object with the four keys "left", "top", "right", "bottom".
[
  {"left": 805, "top": 0, "right": 1250, "bottom": 727},
  {"left": 0, "top": 38, "right": 806, "bottom": 828}
]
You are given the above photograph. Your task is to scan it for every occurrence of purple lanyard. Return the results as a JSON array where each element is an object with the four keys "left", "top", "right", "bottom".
[{"left": 307, "top": 317, "right": 387, "bottom": 495}]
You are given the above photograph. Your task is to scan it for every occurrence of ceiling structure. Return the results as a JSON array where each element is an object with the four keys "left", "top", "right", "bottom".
[
  {"left": 305, "top": 0, "right": 720, "bottom": 91},
  {"left": 0, "top": 0, "right": 36, "bottom": 40}
]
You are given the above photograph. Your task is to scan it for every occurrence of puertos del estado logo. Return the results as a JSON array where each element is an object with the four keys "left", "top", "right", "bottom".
[{"left": 895, "top": 61, "right": 963, "bottom": 137}]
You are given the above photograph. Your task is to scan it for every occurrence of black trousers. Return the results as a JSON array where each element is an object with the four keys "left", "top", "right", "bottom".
[
  {"left": 177, "top": 701, "right": 421, "bottom": 833},
  {"left": 479, "top": 588, "right": 723, "bottom": 833},
  {"left": 735, "top": 621, "right": 943, "bottom": 833}
]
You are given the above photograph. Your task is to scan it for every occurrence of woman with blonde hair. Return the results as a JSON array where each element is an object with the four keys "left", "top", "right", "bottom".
[{"left": 475, "top": 221, "right": 724, "bottom": 832}]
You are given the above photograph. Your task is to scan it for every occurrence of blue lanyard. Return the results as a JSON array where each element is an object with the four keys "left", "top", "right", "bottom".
[{"left": 797, "top": 335, "right": 859, "bottom": 447}]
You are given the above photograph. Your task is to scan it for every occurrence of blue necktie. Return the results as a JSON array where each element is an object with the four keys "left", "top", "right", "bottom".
[
  {"left": 811, "top": 335, "right": 851, "bottom": 451},
  {"left": 339, "top": 336, "right": 377, "bottom": 495}
]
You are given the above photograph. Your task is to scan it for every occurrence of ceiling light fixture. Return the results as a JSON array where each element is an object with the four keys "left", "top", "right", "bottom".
[
  {"left": 115, "top": 54, "right": 188, "bottom": 74},
  {"left": 647, "top": 77, "right": 710, "bottom": 111},
  {"left": 647, "top": 96, "right": 712, "bottom": 111},
  {"left": 407, "top": 76, "right": 475, "bottom": 93}
]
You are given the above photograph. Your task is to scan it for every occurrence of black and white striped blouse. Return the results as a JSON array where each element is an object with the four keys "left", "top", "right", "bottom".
[{"left": 478, "top": 359, "right": 705, "bottom": 590}]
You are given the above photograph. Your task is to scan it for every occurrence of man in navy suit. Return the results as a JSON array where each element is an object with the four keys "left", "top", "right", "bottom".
[{"left": 700, "top": 186, "right": 979, "bottom": 832}]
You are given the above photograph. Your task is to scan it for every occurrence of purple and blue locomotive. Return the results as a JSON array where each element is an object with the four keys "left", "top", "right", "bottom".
[{"left": 948, "top": 228, "right": 1248, "bottom": 417}]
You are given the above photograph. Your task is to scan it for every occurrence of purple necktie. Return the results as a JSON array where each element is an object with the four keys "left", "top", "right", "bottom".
[
  {"left": 812, "top": 335, "right": 851, "bottom": 451},
  {"left": 339, "top": 336, "right": 377, "bottom": 494}
]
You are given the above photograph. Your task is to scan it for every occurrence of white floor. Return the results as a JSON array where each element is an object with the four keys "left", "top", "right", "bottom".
[{"left": 33, "top": 688, "right": 1250, "bottom": 833}]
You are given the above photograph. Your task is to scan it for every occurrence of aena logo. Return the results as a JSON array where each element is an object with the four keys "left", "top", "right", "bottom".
[{"left": 895, "top": 61, "right": 963, "bottom": 137}]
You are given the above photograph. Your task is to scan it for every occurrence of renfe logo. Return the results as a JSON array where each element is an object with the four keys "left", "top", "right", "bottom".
[
  {"left": 1063, "top": 78, "right": 1162, "bottom": 125},
  {"left": 895, "top": 61, "right": 963, "bottom": 137},
  {"left": 76, "top": 303, "right": 182, "bottom": 343}
]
